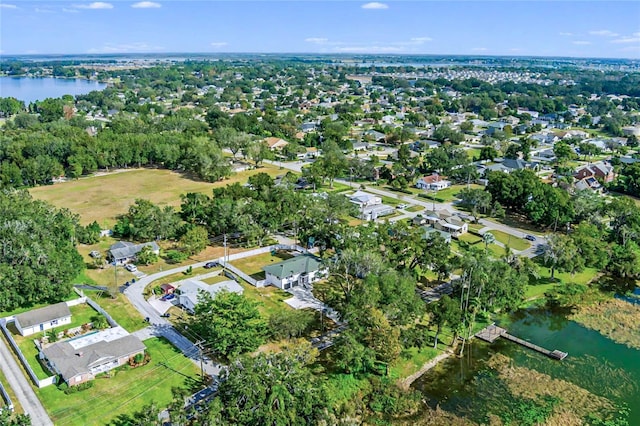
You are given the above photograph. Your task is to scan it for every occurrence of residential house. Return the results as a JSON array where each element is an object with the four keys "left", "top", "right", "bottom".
[
  {"left": 14, "top": 302, "right": 72, "bottom": 337},
  {"left": 363, "top": 129, "right": 386, "bottom": 142},
  {"left": 421, "top": 226, "right": 452, "bottom": 244},
  {"left": 574, "top": 176, "right": 601, "bottom": 192},
  {"left": 574, "top": 162, "right": 615, "bottom": 183},
  {"left": 262, "top": 255, "right": 325, "bottom": 290},
  {"left": 435, "top": 216, "right": 468, "bottom": 238},
  {"left": 264, "top": 137, "right": 289, "bottom": 151},
  {"left": 352, "top": 142, "right": 371, "bottom": 152},
  {"left": 178, "top": 279, "right": 244, "bottom": 313},
  {"left": 41, "top": 326, "right": 145, "bottom": 386},
  {"left": 348, "top": 191, "right": 381, "bottom": 208},
  {"left": 361, "top": 204, "right": 395, "bottom": 221},
  {"left": 109, "top": 241, "right": 160, "bottom": 265},
  {"left": 416, "top": 174, "right": 451, "bottom": 191},
  {"left": 422, "top": 209, "right": 468, "bottom": 237},
  {"left": 301, "top": 122, "right": 318, "bottom": 133}
]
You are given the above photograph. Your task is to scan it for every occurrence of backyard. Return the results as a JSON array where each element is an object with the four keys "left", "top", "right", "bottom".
[
  {"left": 37, "top": 337, "right": 201, "bottom": 426},
  {"left": 29, "top": 166, "right": 285, "bottom": 226}
]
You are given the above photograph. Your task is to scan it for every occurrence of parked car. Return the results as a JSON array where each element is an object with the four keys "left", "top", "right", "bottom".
[
  {"left": 89, "top": 250, "right": 101, "bottom": 258},
  {"left": 161, "top": 293, "right": 175, "bottom": 301},
  {"left": 524, "top": 234, "right": 537, "bottom": 241},
  {"left": 125, "top": 264, "right": 138, "bottom": 272},
  {"left": 204, "top": 261, "right": 218, "bottom": 269},
  {"left": 396, "top": 203, "right": 408, "bottom": 209},
  {"left": 160, "top": 313, "right": 170, "bottom": 318}
]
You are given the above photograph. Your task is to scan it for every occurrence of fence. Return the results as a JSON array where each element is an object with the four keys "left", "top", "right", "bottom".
[
  {"left": 0, "top": 318, "right": 56, "bottom": 388},
  {"left": 84, "top": 296, "right": 119, "bottom": 328},
  {"left": 218, "top": 244, "right": 311, "bottom": 287},
  {"left": 0, "top": 380, "right": 13, "bottom": 412}
]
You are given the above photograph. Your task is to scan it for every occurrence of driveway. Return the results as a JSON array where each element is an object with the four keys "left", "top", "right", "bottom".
[
  {"left": 0, "top": 321, "right": 53, "bottom": 425},
  {"left": 147, "top": 297, "right": 175, "bottom": 314}
]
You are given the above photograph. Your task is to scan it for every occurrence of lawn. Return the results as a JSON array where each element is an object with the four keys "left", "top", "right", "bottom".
[
  {"left": 457, "top": 233, "right": 482, "bottom": 245},
  {"left": 536, "top": 266, "right": 600, "bottom": 286},
  {"left": 83, "top": 292, "right": 146, "bottom": 332},
  {"left": 406, "top": 205, "right": 424, "bottom": 213},
  {"left": 465, "top": 147, "right": 481, "bottom": 160},
  {"left": 486, "top": 229, "right": 530, "bottom": 251},
  {"left": 524, "top": 282, "right": 561, "bottom": 300},
  {"left": 201, "top": 275, "right": 230, "bottom": 285},
  {"left": 0, "top": 292, "right": 79, "bottom": 319},
  {"left": 388, "top": 346, "right": 441, "bottom": 380},
  {"left": 38, "top": 337, "right": 201, "bottom": 426},
  {"left": 237, "top": 281, "right": 293, "bottom": 318},
  {"left": 29, "top": 166, "right": 284, "bottom": 226},
  {"left": 0, "top": 370, "right": 21, "bottom": 413},
  {"left": 229, "top": 251, "right": 294, "bottom": 280}
]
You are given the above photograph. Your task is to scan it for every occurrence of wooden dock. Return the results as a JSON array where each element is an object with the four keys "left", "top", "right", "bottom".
[{"left": 475, "top": 324, "right": 568, "bottom": 361}]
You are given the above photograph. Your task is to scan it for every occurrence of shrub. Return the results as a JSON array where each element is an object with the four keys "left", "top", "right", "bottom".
[{"left": 165, "top": 249, "right": 188, "bottom": 264}]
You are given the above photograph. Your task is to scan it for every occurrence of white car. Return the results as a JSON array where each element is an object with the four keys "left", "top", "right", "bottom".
[
  {"left": 396, "top": 203, "right": 408, "bottom": 209},
  {"left": 125, "top": 264, "right": 138, "bottom": 273}
]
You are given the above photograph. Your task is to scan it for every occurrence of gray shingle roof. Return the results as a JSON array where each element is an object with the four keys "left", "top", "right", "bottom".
[
  {"left": 109, "top": 241, "right": 160, "bottom": 261},
  {"left": 42, "top": 334, "right": 145, "bottom": 382},
  {"left": 15, "top": 302, "right": 71, "bottom": 328}
]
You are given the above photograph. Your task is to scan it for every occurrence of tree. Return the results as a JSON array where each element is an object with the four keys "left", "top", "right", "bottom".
[
  {"left": 179, "top": 226, "right": 208, "bottom": 256},
  {"left": 429, "top": 295, "right": 462, "bottom": 348},
  {"left": 0, "top": 190, "right": 83, "bottom": 311},
  {"left": 542, "top": 234, "right": 584, "bottom": 279},
  {"left": 135, "top": 245, "right": 159, "bottom": 266},
  {"left": 0, "top": 410, "right": 30, "bottom": 426},
  {"left": 243, "top": 139, "right": 271, "bottom": 168},
  {"left": 482, "top": 232, "right": 496, "bottom": 250},
  {"left": 188, "top": 291, "right": 267, "bottom": 358},
  {"left": 268, "top": 310, "right": 314, "bottom": 340},
  {"left": 210, "top": 344, "right": 328, "bottom": 425},
  {"left": 458, "top": 188, "right": 492, "bottom": 217}
]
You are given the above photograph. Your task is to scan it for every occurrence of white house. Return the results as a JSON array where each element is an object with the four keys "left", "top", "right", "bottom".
[
  {"left": 262, "top": 255, "right": 325, "bottom": 290},
  {"left": 109, "top": 241, "right": 160, "bottom": 265},
  {"left": 14, "top": 302, "right": 72, "bottom": 337},
  {"left": 178, "top": 279, "right": 244, "bottom": 313},
  {"left": 415, "top": 174, "right": 451, "bottom": 191},
  {"left": 348, "top": 190, "right": 381, "bottom": 208}
]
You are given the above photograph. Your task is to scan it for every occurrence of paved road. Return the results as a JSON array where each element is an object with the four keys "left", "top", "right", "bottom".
[{"left": 0, "top": 322, "right": 53, "bottom": 425}]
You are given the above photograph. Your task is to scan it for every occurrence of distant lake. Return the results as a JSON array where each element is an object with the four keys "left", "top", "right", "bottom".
[{"left": 0, "top": 77, "right": 107, "bottom": 104}]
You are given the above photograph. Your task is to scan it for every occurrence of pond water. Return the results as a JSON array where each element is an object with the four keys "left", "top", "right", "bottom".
[
  {"left": 413, "top": 308, "right": 640, "bottom": 424},
  {"left": 0, "top": 77, "right": 106, "bottom": 104}
]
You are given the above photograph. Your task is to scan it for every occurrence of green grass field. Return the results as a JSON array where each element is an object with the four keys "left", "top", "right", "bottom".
[
  {"left": 237, "top": 282, "right": 293, "bottom": 318},
  {"left": 83, "top": 292, "right": 146, "bottom": 332},
  {"left": 487, "top": 229, "right": 530, "bottom": 251},
  {"left": 406, "top": 205, "right": 424, "bottom": 213},
  {"left": 29, "top": 166, "right": 285, "bottom": 226},
  {"left": 38, "top": 337, "right": 201, "bottom": 426}
]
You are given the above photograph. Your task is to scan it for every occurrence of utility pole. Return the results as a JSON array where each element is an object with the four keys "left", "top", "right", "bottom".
[
  {"left": 223, "top": 233, "right": 227, "bottom": 272},
  {"left": 195, "top": 340, "right": 205, "bottom": 382}
]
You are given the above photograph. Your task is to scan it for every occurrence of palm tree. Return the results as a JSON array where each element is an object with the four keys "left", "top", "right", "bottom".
[{"left": 482, "top": 232, "right": 496, "bottom": 250}]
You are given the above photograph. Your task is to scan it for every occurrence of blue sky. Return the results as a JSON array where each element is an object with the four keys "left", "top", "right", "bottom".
[{"left": 1, "top": 1, "right": 639, "bottom": 58}]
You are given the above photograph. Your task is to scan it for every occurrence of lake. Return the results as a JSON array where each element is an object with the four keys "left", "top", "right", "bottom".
[
  {"left": 413, "top": 307, "right": 640, "bottom": 424},
  {"left": 0, "top": 77, "right": 107, "bottom": 104}
]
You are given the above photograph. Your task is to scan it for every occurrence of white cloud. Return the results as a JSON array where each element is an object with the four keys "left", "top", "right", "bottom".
[
  {"left": 572, "top": 40, "right": 591, "bottom": 45},
  {"left": 611, "top": 33, "right": 640, "bottom": 44},
  {"left": 63, "top": 7, "right": 79, "bottom": 13},
  {"left": 131, "top": 1, "right": 161, "bottom": 8},
  {"left": 74, "top": 2, "right": 113, "bottom": 9},
  {"left": 472, "top": 47, "right": 488, "bottom": 52},
  {"left": 589, "top": 30, "right": 619, "bottom": 37},
  {"left": 0, "top": 4, "right": 17, "bottom": 9},
  {"left": 305, "top": 37, "right": 329, "bottom": 44},
  {"left": 87, "top": 42, "right": 162, "bottom": 53},
  {"left": 210, "top": 42, "right": 228, "bottom": 48},
  {"left": 361, "top": 2, "right": 388, "bottom": 10},
  {"left": 559, "top": 32, "right": 573, "bottom": 36},
  {"left": 410, "top": 37, "right": 432, "bottom": 43},
  {"left": 35, "top": 7, "right": 55, "bottom": 13}
]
